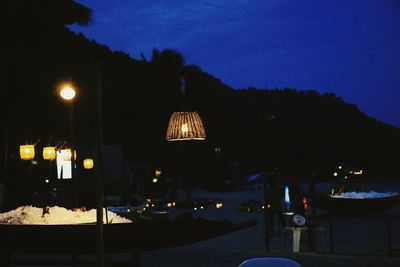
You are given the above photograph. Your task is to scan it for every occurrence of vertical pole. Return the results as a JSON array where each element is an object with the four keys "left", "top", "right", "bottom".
[
  {"left": 69, "top": 103, "right": 78, "bottom": 206},
  {"left": 387, "top": 216, "right": 392, "bottom": 257},
  {"left": 95, "top": 62, "right": 105, "bottom": 267},
  {"left": 263, "top": 118, "right": 270, "bottom": 253},
  {"left": 329, "top": 217, "right": 334, "bottom": 253},
  {"left": 2, "top": 128, "right": 8, "bottom": 183}
]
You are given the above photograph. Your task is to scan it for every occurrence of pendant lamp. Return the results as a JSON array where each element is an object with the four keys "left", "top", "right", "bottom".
[{"left": 166, "top": 78, "right": 206, "bottom": 141}]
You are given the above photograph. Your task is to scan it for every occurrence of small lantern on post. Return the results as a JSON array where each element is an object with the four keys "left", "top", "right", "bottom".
[
  {"left": 42, "top": 146, "right": 56, "bottom": 161},
  {"left": 20, "top": 144, "right": 35, "bottom": 161},
  {"left": 83, "top": 158, "right": 94, "bottom": 169},
  {"left": 62, "top": 148, "right": 73, "bottom": 161}
]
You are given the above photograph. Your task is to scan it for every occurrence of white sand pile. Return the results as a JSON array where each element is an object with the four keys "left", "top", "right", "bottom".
[
  {"left": 331, "top": 191, "right": 399, "bottom": 199},
  {"left": 0, "top": 206, "right": 132, "bottom": 224}
]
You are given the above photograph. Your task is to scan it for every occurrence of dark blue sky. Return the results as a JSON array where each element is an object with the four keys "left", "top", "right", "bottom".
[{"left": 70, "top": 0, "right": 400, "bottom": 128}]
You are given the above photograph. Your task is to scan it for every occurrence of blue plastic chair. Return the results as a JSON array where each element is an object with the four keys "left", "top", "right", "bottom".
[{"left": 238, "top": 257, "right": 302, "bottom": 267}]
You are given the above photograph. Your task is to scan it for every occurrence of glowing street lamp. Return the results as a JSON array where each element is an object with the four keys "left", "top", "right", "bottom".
[
  {"left": 57, "top": 81, "right": 78, "bottom": 208},
  {"left": 59, "top": 83, "right": 77, "bottom": 101}
]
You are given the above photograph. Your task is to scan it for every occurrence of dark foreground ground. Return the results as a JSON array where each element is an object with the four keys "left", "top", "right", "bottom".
[{"left": 6, "top": 188, "right": 400, "bottom": 267}]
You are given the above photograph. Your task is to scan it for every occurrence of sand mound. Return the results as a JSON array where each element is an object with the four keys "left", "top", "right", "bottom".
[{"left": 0, "top": 206, "right": 132, "bottom": 224}]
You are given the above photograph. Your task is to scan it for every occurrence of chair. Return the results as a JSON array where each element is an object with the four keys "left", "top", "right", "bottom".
[{"left": 238, "top": 257, "right": 302, "bottom": 267}]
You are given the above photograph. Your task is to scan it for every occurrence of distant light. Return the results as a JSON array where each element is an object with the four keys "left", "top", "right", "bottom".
[
  {"left": 194, "top": 207, "right": 197, "bottom": 211},
  {"left": 31, "top": 160, "right": 38, "bottom": 165},
  {"left": 167, "top": 203, "right": 172, "bottom": 208},
  {"left": 353, "top": 170, "right": 363, "bottom": 175},
  {"left": 338, "top": 166, "right": 342, "bottom": 169},
  {"left": 333, "top": 172, "right": 338, "bottom": 177},
  {"left": 155, "top": 169, "right": 162, "bottom": 177},
  {"left": 215, "top": 202, "right": 223, "bottom": 209},
  {"left": 200, "top": 206, "right": 204, "bottom": 210},
  {"left": 303, "top": 196, "right": 308, "bottom": 209},
  {"left": 45, "top": 179, "right": 49, "bottom": 183},
  {"left": 152, "top": 178, "right": 158, "bottom": 183},
  {"left": 284, "top": 185, "right": 290, "bottom": 211}
]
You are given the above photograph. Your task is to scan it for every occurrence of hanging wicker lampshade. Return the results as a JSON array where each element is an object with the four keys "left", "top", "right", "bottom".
[
  {"left": 42, "top": 146, "right": 56, "bottom": 160},
  {"left": 20, "top": 145, "right": 35, "bottom": 160},
  {"left": 166, "top": 111, "right": 206, "bottom": 141}
]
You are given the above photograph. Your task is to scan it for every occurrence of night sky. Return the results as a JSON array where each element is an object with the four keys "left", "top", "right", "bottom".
[{"left": 70, "top": 0, "right": 400, "bottom": 128}]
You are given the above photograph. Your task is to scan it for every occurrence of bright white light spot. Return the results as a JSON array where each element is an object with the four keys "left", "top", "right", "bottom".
[
  {"left": 152, "top": 178, "right": 158, "bottom": 183},
  {"left": 60, "top": 85, "right": 76, "bottom": 101},
  {"left": 45, "top": 179, "right": 49, "bottom": 183},
  {"left": 181, "top": 123, "right": 189, "bottom": 133},
  {"left": 56, "top": 150, "right": 72, "bottom": 179},
  {"left": 333, "top": 172, "right": 338, "bottom": 176}
]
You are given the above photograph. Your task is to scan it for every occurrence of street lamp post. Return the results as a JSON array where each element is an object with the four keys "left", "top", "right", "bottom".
[
  {"left": 95, "top": 62, "right": 105, "bottom": 267},
  {"left": 59, "top": 83, "right": 77, "bottom": 205},
  {"left": 58, "top": 70, "right": 106, "bottom": 267},
  {"left": 263, "top": 114, "right": 275, "bottom": 253}
]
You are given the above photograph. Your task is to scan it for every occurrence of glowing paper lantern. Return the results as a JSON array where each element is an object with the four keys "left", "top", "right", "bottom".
[
  {"left": 20, "top": 145, "right": 35, "bottom": 160},
  {"left": 83, "top": 158, "right": 94, "bottom": 169},
  {"left": 42, "top": 146, "right": 56, "bottom": 160},
  {"left": 62, "top": 149, "right": 73, "bottom": 160}
]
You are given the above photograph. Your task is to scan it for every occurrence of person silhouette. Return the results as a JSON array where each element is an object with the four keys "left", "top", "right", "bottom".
[{"left": 266, "top": 180, "right": 285, "bottom": 232}]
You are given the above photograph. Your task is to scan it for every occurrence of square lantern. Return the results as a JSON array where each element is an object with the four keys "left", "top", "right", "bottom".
[
  {"left": 20, "top": 145, "right": 35, "bottom": 160},
  {"left": 42, "top": 146, "right": 56, "bottom": 160}
]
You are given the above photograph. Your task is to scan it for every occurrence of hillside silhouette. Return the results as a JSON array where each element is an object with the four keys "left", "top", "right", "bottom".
[{"left": 3, "top": 0, "right": 400, "bottom": 192}]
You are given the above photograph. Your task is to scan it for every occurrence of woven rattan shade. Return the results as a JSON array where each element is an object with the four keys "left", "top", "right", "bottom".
[{"left": 166, "top": 111, "right": 206, "bottom": 141}]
